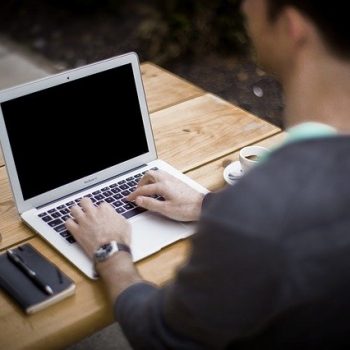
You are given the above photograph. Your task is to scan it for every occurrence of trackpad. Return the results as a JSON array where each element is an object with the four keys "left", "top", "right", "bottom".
[{"left": 130, "top": 212, "right": 193, "bottom": 261}]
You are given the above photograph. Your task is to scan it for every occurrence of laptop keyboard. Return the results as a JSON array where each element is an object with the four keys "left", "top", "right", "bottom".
[{"left": 37, "top": 167, "right": 160, "bottom": 245}]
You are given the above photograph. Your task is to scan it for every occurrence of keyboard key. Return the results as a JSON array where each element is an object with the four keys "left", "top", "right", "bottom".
[
  {"left": 66, "top": 236, "right": 76, "bottom": 244},
  {"left": 60, "top": 208, "right": 70, "bottom": 215},
  {"left": 122, "top": 207, "right": 146, "bottom": 219},
  {"left": 123, "top": 203, "right": 134, "bottom": 210},
  {"left": 41, "top": 215, "right": 52, "bottom": 222},
  {"left": 54, "top": 224, "right": 66, "bottom": 233},
  {"left": 48, "top": 218, "right": 63, "bottom": 227},
  {"left": 40, "top": 169, "right": 148, "bottom": 247},
  {"left": 60, "top": 230, "right": 71, "bottom": 238},
  {"left": 102, "top": 190, "right": 113, "bottom": 197}
]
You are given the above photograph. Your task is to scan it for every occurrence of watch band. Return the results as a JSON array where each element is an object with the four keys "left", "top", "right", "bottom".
[{"left": 94, "top": 241, "right": 132, "bottom": 263}]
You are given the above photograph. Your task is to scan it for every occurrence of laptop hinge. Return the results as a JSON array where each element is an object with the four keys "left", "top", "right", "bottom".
[{"left": 37, "top": 163, "right": 148, "bottom": 210}]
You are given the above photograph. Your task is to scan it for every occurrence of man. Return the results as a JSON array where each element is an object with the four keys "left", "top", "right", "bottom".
[{"left": 66, "top": 0, "right": 350, "bottom": 348}]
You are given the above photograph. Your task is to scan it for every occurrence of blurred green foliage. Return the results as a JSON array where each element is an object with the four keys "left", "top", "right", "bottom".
[
  {"left": 139, "top": 0, "right": 249, "bottom": 63},
  {"left": 52, "top": 0, "right": 248, "bottom": 63}
]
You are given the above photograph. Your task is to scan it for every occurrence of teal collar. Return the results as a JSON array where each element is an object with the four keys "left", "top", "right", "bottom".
[
  {"left": 260, "top": 122, "right": 338, "bottom": 162},
  {"left": 284, "top": 122, "right": 337, "bottom": 145}
]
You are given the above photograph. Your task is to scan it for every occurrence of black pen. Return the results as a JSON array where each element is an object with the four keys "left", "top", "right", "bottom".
[{"left": 7, "top": 249, "right": 54, "bottom": 295}]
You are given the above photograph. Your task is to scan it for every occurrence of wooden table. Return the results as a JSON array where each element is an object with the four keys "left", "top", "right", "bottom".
[{"left": 0, "top": 62, "right": 284, "bottom": 349}]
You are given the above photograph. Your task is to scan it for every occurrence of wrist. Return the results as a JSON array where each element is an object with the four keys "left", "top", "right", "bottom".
[
  {"left": 96, "top": 250, "right": 143, "bottom": 302},
  {"left": 191, "top": 192, "right": 205, "bottom": 221},
  {"left": 94, "top": 241, "right": 132, "bottom": 264}
]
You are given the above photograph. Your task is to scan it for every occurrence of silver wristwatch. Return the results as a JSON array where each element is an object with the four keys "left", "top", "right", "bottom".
[{"left": 94, "top": 241, "right": 132, "bottom": 263}]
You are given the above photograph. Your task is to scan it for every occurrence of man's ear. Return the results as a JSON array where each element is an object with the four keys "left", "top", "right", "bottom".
[{"left": 282, "top": 6, "right": 311, "bottom": 48}]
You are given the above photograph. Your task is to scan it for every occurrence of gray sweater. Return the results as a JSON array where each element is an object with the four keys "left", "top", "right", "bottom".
[{"left": 115, "top": 137, "right": 350, "bottom": 349}]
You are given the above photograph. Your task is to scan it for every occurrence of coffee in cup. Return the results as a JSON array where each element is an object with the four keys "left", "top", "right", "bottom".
[{"left": 239, "top": 145, "right": 268, "bottom": 173}]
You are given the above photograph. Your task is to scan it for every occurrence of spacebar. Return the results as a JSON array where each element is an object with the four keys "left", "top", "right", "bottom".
[{"left": 122, "top": 207, "right": 146, "bottom": 219}]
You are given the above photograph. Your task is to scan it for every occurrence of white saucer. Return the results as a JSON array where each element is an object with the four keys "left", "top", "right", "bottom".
[{"left": 223, "top": 161, "right": 244, "bottom": 185}]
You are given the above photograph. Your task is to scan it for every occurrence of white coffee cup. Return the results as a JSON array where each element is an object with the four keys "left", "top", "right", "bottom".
[{"left": 239, "top": 145, "right": 268, "bottom": 174}]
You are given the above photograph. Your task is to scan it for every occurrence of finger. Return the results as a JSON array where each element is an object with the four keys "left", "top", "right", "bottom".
[
  {"left": 79, "top": 197, "right": 96, "bottom": 214},
  {"left": 128, "top": 183, "right": 163, "bottom": 201},
  {"left": 137, "top": 169, "right": 164, "bottom": 187},
  {"left": 97, "top": 201, "right": 116, "bottom": 213},
  {"left": 65, "top": 217, "right": 79, "bottom": 233},
  {"left": 70, "top": 204, "right": 85, "bottom": 222},
  {"left": 135, "top": 195, "right": 166, "bottom": 213}
]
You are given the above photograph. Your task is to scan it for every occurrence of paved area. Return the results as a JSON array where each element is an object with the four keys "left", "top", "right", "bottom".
[
  {"left": 0, "top": 37, "right": 132, "bottom": 350},
  {"left": 0, "top": 37, "right": 53, "bottom": 90}
]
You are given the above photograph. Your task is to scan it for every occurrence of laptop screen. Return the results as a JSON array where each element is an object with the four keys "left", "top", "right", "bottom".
[{"left": 1, "top": 63, "right": 149, "bottom": 200}]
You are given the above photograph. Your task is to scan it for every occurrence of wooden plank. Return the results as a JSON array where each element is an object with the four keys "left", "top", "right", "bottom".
[
  {"left": 186, "top": 132, "right": 287, "bottom": 191},
  {"left": 0, "top": 167, "right": 34, "bottom": 251},
  {"left": 0, "top": 236, "right": 190, "bottom": 350},
  {"left": 0, "top": 238, "right": 111, "bottom": 350},
  {"left": 0, "top": 135, "right": 286, "bottom": 349},
  {"left": 152, "top": 93, "right": 280, "bottom": 172},
  {"left": 141, "top": 62, "right": 204, "bottom": 113}
]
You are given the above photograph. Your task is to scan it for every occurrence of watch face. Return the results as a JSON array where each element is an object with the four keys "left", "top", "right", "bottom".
[
  {"left": 95, "top": 242, "right": 115, "bottom": 261},
  {"left": 94, "top": 241, "right": 131, "bottom": 263}
]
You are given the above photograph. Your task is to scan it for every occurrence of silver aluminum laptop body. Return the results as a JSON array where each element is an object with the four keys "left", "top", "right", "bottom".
[{"left": 0, "top": 52, "right": 208, "bottom": 279}]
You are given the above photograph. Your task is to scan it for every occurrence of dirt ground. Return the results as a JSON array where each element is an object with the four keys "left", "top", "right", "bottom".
[{"left": 0, "top": 1, "right": 284, "bottom": 128}]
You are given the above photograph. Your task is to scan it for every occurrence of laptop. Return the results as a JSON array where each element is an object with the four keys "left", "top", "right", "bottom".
[{"left": 0, "top": 52, "right": 208, "bottom": 279}]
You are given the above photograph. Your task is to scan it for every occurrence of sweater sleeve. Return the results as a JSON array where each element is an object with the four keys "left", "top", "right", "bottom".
[
  {"left": 114, "top": 282, "right": 205, "bottom": 349},
  {"left": 115, "top": 176, "right": 290, "bottom": 349}
]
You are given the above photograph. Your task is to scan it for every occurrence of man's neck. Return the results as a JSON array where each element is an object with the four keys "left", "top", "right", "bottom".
[{"left": 282, "top": 52, "right": 350, "bottom": 133}]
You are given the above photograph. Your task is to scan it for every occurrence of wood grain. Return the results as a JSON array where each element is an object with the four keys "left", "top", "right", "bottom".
[
  {"left": 0, "top": 237, "right": 191, "bottom": 350},
  {"left": 0, "top": 167, "right": 33, "bottom": 251},
  {"left": 141, "top": 62, "right": 204, "bottom": 113},
  {"left": 152, "top": 93, "right": 280, "bottom": 172},
  {"left": 186, "top": 132, "right": 287, "bottom": 191},
  {"left": 0, "top": 63, "right": 283, "bottom": 349},
  {"left": 0, "top": 133, "right": 287, "bottom": 349},
  {"left": 0, "top": 238, "right": 111, "bottom": 350}
]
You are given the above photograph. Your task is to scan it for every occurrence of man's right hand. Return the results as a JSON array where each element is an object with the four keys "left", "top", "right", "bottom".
[{"left": 127, "top": 169, "right": 205, "bottom": 222}]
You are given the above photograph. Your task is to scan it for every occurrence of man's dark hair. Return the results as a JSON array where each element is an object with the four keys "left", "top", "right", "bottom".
[{"left": 266, "top": 0, "right": 349, "bottom": 59}]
